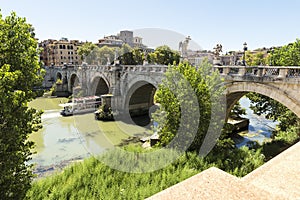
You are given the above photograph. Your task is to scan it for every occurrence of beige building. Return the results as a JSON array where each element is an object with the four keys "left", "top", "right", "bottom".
[
  {"left": 97, "top": 30, "right": 150, "bottom": 50},
  {"left": 97, "top": 35, "right": 124, "bottom": 48},
  {"left": 39, "top": 38, "right": 84, "bottom": 66}
]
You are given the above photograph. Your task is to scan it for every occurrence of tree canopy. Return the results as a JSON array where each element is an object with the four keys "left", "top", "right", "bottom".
[
  {"left": 153, "top": 60, "right": 225, "bottom": 153},
  {"left": 0, "top": 12, "right": 43, "bottom": 199},
  {"left": 269, "top": 39, "right": 300, "bottom": 66},
  {"left": 77, "top": 43, "right": 180, "bottom": 66},
  {"left": 148, "top": 45, "right": 180, "bottom": 65}
]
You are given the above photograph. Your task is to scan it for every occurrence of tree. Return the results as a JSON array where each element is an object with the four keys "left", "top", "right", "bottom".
[
  {"left": 77, "top": 42, "right": 98, "bottom": 60},
  {"left": 269, "top": 39, "right": 300, "bottom": 66},
  {"left": 153, "top": 60, "right": 225, "bottom": 152},
  {"left": 244, "top": 51, "right": 268, "bottom": 66},
  {"left": 230, "top": 102, "right": 246, "bottom": 119},
  {"left": 148, "top": 45, "right": 180, "bottom": 65},
  {"left": 98, "top": 46, "right": 115, "bottom": 65},
  {"left": 0, "top": 12, "right": 43, "bottom": 199}
]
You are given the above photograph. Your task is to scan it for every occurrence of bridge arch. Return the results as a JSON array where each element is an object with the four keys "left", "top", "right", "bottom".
[
  {"left": 121, "top": 77, "right": 159, "bottom": 126},
  {"left": 56, "top": 72, "right": 62, "bottom": 81},
  {"left": 225, "top": 82, "right": 300, "bottom": 120},
  {"left": 89, "top": 74, "right": 110, "bottom": 96},
  {"left": 68, "top": 73, "right": 81, "bottom": 93}
]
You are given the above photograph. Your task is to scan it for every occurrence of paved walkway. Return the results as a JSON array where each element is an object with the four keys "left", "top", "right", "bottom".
[{"left": 147, "top": 142, "right": 300, "bottom": 200}]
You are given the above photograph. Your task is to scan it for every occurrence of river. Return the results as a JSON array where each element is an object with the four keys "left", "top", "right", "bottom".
[
  {"left": 235, "top": 97, "right": 278, "bottom": 147},
  {"left": 28, "top": 98, "right": 150, "bottom": 169},
  {"left": 28, "top": 97, "right": 278, "bottom": 170}
]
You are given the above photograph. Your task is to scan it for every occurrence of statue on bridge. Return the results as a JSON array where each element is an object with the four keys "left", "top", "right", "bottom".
[
  {"left": 179, "top": 36, "right": 191, "bottom": 59},
  {"left": 213, "top": 44, "right": 223, "bottom": 59}
]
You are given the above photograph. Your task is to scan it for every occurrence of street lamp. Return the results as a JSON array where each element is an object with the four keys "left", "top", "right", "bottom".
[{"left": 243, "top": 42, "right": 248, "bottom": 66}]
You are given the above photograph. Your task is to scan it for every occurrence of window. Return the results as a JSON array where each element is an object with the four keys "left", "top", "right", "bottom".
[
  {"left": 61, "top": 56, "right": 63, "bottom": 59},
  {"left": 60, "top": 51, "right": 62, "bottom": 54}
]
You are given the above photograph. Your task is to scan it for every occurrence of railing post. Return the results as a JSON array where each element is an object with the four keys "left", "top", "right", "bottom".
[
  {"left": 238, "top": 66, "right": 246, "bottom": 76},
  {"left": 278, "top": 68, "right": 288, "bottom": 78},
  {"left": 257, "top": 67, "right": 264, "bottom": 77},
  {"left": 224, "top": 67, "right": 230, "bottom": 75}
]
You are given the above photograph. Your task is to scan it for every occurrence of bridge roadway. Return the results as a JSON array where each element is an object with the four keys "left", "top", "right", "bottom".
[{"left": 44, "top": 64, "right": 300, "bottom": 120}]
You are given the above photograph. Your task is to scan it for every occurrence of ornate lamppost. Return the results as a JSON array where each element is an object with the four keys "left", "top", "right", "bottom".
[{"left": 243, "top": 42, "right": 248, "bottom": 66}]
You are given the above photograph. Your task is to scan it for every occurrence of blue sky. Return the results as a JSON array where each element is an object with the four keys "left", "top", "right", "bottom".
[{"left": 1, "top": 0, "right": 300, "bottom": 52}]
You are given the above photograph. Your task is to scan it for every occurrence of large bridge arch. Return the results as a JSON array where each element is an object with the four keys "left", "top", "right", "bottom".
[
  {"left": 120, "top": 76, "right": 159, "bottom": 126},
  {"left": 225, "top": 82, "right": 300, "bottom": 120},
  {"left": 122, "top": 75, "right": 160, "bottom": 112},
  {"left": 89, "top": 74, "right": 110, "bottom": 96}
]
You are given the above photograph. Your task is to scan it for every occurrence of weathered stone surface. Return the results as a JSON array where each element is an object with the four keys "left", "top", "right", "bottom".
[
  {"left": 146, "top": 167, "right": 284, "bottom": 200},
  {"left": 243, "top": 142, "right": 300, "bottom": 199}
]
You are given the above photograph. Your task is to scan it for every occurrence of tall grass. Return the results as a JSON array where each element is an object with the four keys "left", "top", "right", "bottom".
[{"left": 26, "top": 144, "right": 264, "bottom": 200}]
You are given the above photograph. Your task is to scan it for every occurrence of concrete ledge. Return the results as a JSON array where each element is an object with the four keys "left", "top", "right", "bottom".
[
  {"left": 243, "top": 142, "right": 300, "bottom": 199},
  {"left": 146, "top": 167, "right": 280, "bottom": 200}
]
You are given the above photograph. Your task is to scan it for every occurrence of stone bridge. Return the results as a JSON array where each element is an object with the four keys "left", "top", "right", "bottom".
[
  {"left": 214, "top": 65, "right": 300, "bottom": 119},
  {"left": 43, "top": 64, "right": 300, "bottom": 122}
]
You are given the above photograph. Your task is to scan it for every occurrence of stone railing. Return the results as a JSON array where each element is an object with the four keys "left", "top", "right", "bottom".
[
  {"left": 68, "top": 64, "right": 168, "bottom": 73},
  {"left": 122, "top": 65, "right": 168, "bottom": 73},
  {"left": 214, "top": 66, "right": 300, "bottom": 80}
]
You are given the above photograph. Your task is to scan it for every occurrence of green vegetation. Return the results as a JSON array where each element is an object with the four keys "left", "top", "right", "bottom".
[
  {"left": 244, "top": 51, "right": 269, "bottom": 66},
  {"left": 77, "top": 43, "right": 180, "bottom": 65},
  {"left": 26, "top": 145, "right": 264, "bottom": 200},
  {"left": 269, "top": 39, "right": 300, "bottom": 66},
  {"left": 95, "top": 104, "right": 114, "bottom": 121},
  {"left": 154, "top": 60, "right": 224, "bottom": 152},
  {"left": 0, "top": 11, "right": 44, "bottom": 199},
  {"left": 148, "top": 45, "right": 180, "bottom": 65}
]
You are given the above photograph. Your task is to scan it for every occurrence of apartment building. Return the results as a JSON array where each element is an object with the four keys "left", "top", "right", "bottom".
[{"left": 39, "top": 38, "right": 85, "bottom": 66}]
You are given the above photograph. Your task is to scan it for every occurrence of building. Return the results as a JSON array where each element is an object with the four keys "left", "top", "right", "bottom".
[
  {"left": 97, "top": 30, "right": 150, "bottom": 51},
  {"left": 97, "top": 35, "right": 124, "bottom": 48},
  {"left": 119, "top": 30, "right": 134, "bottom": 47},
  {"left": 39, "top": 38, "right": 85, "bottom": 66},
  {"left": 133, "top": 36, "right": 146, "bottom": 49},
  {"left": 187, "top": 50, "right": 214, "bottom": 66}
]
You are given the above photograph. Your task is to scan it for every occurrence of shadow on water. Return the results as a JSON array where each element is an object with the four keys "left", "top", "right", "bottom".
[{"left": 131, "top": 114, "right": 152, "bottom": 128}]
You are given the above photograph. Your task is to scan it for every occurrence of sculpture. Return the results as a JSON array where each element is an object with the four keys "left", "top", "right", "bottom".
[
  {"left": 179, "top": 36, "right": 191, "bottom": 58},
  {"left": 213, "top": 44, "right": 223, "bottom": 59}
]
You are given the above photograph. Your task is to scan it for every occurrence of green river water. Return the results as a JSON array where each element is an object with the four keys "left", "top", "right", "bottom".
[
  {"left": 28, "top": 97, "right": 277, "bottom": 169},
  {"left": 28, "top": 98, "right": 150, "bottom": 167}
]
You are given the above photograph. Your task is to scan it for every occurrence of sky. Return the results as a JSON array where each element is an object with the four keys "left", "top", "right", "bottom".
[{"left": 1, "top": 0, "right": 300, "bottom": 52}]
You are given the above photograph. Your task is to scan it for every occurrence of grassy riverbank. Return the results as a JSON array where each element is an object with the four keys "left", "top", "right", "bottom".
[{"left": 26, "top": 144, "right": 265, "bottom": 200}]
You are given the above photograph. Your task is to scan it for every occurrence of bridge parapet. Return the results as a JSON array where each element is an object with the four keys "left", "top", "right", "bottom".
[
  {"left": 123, "top": 65, "right": 168, "bottom": 73},
  {"left": 214, "top": 66, "right": 300, "bottom": 82}
]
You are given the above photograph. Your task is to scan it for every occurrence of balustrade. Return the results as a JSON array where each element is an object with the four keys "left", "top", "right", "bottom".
[{"left": 214, "top": 66, "right": 300, "bottom": 80}]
